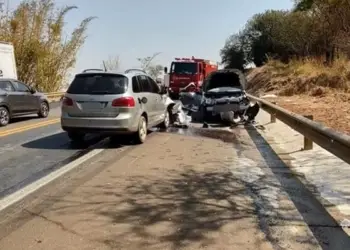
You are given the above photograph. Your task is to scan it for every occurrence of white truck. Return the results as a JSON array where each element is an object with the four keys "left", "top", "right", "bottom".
[{"left": 0, "top": 42, "right": 18, "bottom": 79}]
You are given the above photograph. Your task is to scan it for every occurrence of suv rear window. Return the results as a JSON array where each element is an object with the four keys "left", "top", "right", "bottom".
[{"left": 67, "top": 74, "right": 128, "bottom": 95}]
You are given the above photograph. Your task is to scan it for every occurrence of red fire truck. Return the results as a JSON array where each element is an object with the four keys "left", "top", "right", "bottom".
[{"left": 164, "top": 56, "right": 218, "bottom": 98}]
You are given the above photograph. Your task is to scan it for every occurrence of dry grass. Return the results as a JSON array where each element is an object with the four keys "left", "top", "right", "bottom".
[
  {"left": 247, "top": 57, "right": 350, "bottom": 97},
  {"left": 246, "top": 57, "right": 350, "bottom": 134}
]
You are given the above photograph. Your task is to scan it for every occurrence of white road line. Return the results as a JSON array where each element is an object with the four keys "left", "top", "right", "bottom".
[{"left": 0, "top": 147, "right": 105, "bottom": 211}]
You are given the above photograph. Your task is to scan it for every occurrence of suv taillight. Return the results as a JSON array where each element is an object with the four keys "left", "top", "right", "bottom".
[
  {"left": 112, "top": 96, "right": 135, "bottom": 107},
  {"left": 62, "top": 96, "right": 73, "bottom": 106}
]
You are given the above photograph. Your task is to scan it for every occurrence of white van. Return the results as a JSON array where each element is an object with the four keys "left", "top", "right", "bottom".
[{"left": 0, "top": 42, "right": 18, "bottom": 79}]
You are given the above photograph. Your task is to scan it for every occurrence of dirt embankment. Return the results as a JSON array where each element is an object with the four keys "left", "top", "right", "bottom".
[{"left": 246, "top": 59, "right": 350, "bottom": 135}]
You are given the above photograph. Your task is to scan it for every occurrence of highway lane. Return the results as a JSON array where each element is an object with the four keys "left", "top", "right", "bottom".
[
  {"left": 0, "top": 101, "right": 61, "bottom": 136},
  {"left": 0, "top": 106, "right": 106, "bottom": 199}
]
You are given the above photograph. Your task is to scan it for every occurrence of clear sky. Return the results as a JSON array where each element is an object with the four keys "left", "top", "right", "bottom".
[{"left": 7, "top": 0, "right": 293, "bottom": 76}]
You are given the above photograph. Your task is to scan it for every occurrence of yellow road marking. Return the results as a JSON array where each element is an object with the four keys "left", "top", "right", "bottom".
[{"left": 0, "top": 118, "right": 60, "bottom": 137}]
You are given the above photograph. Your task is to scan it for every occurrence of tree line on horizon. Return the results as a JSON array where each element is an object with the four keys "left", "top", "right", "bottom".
[{"left": 220, "top": 0, "right": 350, "bottom": 70}]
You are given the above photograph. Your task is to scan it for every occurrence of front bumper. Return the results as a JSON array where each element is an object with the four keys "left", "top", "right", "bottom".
[{"left": 205, "top": 103, "right": 250, "bottom": 113}]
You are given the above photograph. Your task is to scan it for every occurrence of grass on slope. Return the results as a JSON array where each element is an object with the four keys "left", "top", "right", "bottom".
[{"left": 246, "top": 57, "right": 350, "bottom": 97}]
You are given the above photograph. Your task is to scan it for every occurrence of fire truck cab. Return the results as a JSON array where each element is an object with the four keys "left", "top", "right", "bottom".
[{"left": 164, "top": 56, "right": 218, "bottom": 99}]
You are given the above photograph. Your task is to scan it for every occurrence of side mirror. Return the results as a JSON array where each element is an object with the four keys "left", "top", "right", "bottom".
[
  {"left": 164, "top": 67, "right": 168, "bottom": 74},
  {"left": 29, "top": 87, "right": 36, "bottom": 94}
]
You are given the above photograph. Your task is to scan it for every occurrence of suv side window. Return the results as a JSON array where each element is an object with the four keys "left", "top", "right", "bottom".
[
  {"left": 132, "top": 76, "right": 140, "bottom": 93},
  {"left": 0, "top": 81, "right": 15, "bottom": 92},
  {"left": 147, "top": 76, "right": 160, "bottom": 94},
  {"left": 137, "top": 75, "right": 151, "bottom": 92},
  {"left": 12, "top": 81, "right": 30, "bottom": 92}
]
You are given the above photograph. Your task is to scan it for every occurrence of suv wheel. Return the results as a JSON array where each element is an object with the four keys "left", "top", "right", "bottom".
[
  {"left": 38, "top": 102, "right": 49, "bottom": 118},
  {"left": 134, "top": 116, "right": 147, "bottom": 144},
  {"left": 0, "top": 107, "right": 10, "bottom": 127},
  {"left": 159, "top": 110, "right": 170, "bottom": 129}
]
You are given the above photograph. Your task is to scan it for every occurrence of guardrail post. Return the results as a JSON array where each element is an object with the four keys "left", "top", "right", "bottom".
[
  {"left": 270, "top": 102, "right": 277, "bottom": 123},
  {"left": 303, "top": 115, "right": 314, "bottom": 150}
]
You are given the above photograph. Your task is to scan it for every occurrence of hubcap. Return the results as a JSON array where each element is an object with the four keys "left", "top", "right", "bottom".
[
  {"left": 0, "top": 109, "right": 9, "bottom": 125},
  {"left": 41, "top": 103, "right": 48, "bottom": 116},
  {"left": 139, "top": 119, "right": 147, "bottom": 140}
]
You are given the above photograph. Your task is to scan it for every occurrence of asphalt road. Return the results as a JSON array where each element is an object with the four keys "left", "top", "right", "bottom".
[
  {"left": 0, "top": 124, "right": 349, "bottom": 249},
  {"left": 0, "top": 102, "right": 349, "bottom": 249},
  {"left": 0, "top": 102, "right": 105, "bottom": 198}
]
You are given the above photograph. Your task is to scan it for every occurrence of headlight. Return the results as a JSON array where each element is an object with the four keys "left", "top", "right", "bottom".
[{"left": 205, "top": 98, "right": 215, "bottom": 105}]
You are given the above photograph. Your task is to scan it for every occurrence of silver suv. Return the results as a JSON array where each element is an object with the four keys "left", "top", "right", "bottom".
[{"left": 61, "top": 69, "right": 172, "bottom": 143}]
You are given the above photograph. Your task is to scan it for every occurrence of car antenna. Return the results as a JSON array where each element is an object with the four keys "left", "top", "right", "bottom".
[{"left": 102, "top": 60, "right": 107, "bottom": 72}]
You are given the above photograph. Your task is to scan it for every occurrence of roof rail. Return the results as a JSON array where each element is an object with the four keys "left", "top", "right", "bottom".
[
  {"left": 124, "top": 68, "right": 146, "bottom": 74},
  {"left": 82, "top": 69, "right": 105, "bottom": 73}
]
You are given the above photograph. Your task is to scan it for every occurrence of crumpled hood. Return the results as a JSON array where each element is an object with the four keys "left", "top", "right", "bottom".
[
  {"left": 205, "top": 87, "right": 244, "bottom": 99},
  {"left": 206, "top": 87, "right": 242, "bottom": 94}
]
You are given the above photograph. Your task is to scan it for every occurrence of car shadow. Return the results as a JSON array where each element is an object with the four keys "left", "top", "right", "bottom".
[
  {"left": 9, "top": 116, "right": 41, "bottom": 124},
  {"left": 21, "top": 131, "right": 152, "bottom": 150},
  {"left": 244, "top": 124, "right": 350, "bottom": 249}
]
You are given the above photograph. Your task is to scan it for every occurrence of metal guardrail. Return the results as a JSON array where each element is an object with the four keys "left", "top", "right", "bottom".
[
  {"left": 45, "top": 92, "right": 64, "bottom": 99},
  {"left": 247, "top": 94, "right": 350, "bottom": 164}
]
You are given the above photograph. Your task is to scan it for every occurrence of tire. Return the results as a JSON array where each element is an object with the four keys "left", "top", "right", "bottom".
[
  {"left": 38, "top": 101, "right": 49, "bottom": 118},
  {"left": 159, "top": 109, "right": 170, "bottom": 129},
  {"left": 169, "top": 93, "right": 178, "bottom": 100},
  {"left": 67, "top": 132, "right": 85, "bottom": 142},
  {"left": 0, "top": 106, "right": 10, "bottom": 127},
  {"left": 133, "top": 116, "right": 147, "bottom": 144}
]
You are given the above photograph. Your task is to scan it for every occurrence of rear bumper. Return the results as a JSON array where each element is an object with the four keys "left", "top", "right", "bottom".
[
  {"left": 61, "top": 126, "right": 133, "bottom": 134},
  {"left": 60, "top": 113, "right": 139, "bottom": 134}
]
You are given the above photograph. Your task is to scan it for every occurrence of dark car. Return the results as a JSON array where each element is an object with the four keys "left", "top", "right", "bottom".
[
  {"left": 179, "top": 69, "right": 259, "bottom": 123},
  {"left": 0, "top": 78, "right": 50, "bottom": 126}
]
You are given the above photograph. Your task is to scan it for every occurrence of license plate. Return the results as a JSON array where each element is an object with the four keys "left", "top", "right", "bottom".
[
  {"left": 82, "top": 102, "right": 103, "bottom": 109},
  {"left": 213, "top": 104, "right": 240, "bottom": 112},
  {"left": 206, "top": 107, "right": 213, "bottom": 111}
]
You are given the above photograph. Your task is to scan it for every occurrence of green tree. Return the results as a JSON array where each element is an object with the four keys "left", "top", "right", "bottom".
[{"left": 0, "top": 0, "right": 96, "bottom": 91}]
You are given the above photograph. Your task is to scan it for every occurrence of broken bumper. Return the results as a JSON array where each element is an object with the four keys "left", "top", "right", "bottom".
[{"left": 206, "top": 103, "right": 250, "bottom": 113}]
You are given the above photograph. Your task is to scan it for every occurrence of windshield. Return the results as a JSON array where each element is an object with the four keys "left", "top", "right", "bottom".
[
  {"left": 171, "top": 62, "right": 197, "bottom": 75},
  {"left": 67, "top": 74, "right": 128, "bottom": 94}
]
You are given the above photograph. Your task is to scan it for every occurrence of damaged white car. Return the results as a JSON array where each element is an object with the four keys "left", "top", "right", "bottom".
[{"left": 179, "top": 69, "right": 260, "bottom": 125}]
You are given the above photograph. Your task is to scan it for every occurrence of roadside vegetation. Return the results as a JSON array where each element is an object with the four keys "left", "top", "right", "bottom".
[
  {"left": 0, "top": 0, "right": 96, "bottom": 92},
  {"left": 220, "top": 0, "right": 350, "bottom": 97},
  {"left": 102, "top": 52, "right": 164, "bottom": 80}
]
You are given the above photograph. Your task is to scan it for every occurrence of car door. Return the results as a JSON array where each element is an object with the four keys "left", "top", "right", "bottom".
[
  {"left": 137, "top": 75, "right": 157, "bottom": 127},
  {"left": 0, "top": 80, "right": 22, "bottom": 114},
  {"left": 147, "top": 76, "right": 165, "bottom": 123},
  {"left": 11, "top": 80, "right": 38, "bottom": 112}
]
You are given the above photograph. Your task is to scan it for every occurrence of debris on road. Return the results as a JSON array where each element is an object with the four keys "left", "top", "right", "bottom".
[{"left": 170, "top": 102, "right": 191, "bottom": 128}]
